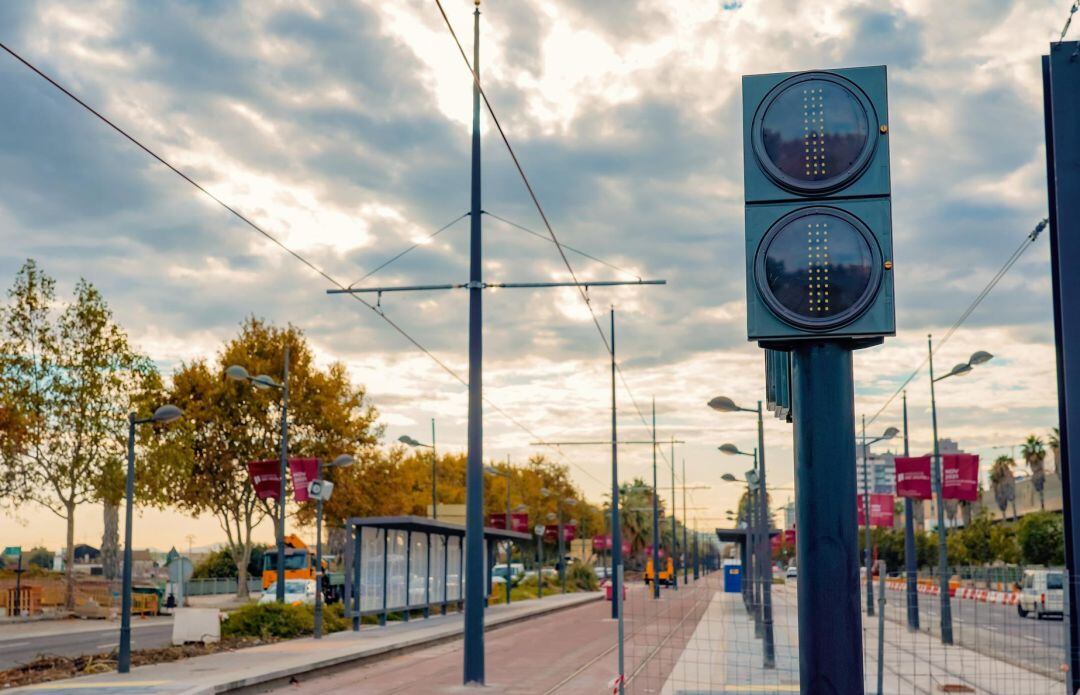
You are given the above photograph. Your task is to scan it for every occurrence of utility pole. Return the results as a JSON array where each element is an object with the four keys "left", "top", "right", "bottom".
[
  {"left": 902, "top": 391, "right": 919, "bottom": 630},
  {"left": 670, "top": 436, "right": 678, "bottom": 590},
  {"left": 327, "top": 6, "right": 664, "bottom": 684},
  {"left": 651, "top": 399, "right": 660, "bottom": 600}
]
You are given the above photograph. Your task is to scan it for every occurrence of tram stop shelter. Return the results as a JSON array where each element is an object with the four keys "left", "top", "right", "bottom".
[
  {"left": 343, "top": 515, "right": 531, "bottom": 629},
  {"left": 715, "top": 527, "right": 780, "bottom": 607}
]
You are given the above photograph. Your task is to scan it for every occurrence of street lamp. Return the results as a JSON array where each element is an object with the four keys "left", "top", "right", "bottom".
[
  {"left": 227, "top": 349, "right": 290, "bottom": 604},
  {"left": 119, "top": 404, "right": 183, "bottom": 674},
  {"left": 484, "top": 464, "right": 514, "bottom": 605},
  {"left": 399, "top": 418, "right": 438, "bottom": 519},
  {"left": 541, "top": 489, "right": 576, "bottom": 594},
  {"left": 314, "top": 454, "right": 354, "bottom": 639},
  {"left": 711, "top": 393, "right": 775, "bottom": 670},
  {"left": 858, "top": 422, "right": 898, "bottom": 617},
  {"left": 928, "top": 340, "right": 993, "bottom": 645}
]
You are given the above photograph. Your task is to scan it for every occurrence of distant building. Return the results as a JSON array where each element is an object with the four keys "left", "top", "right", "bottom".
[{"left": 856, "top": 450, "right": 897, "bottom": 495}]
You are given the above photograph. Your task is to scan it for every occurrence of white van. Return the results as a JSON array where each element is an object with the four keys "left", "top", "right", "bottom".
[{"left": 1017, "top": 569, "right": 1064, "bottom": 619}]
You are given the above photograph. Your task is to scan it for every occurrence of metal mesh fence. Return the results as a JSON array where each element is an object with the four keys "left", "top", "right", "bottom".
[{"left": 621, "top": 562, "right": 1069, "bottom": 694}]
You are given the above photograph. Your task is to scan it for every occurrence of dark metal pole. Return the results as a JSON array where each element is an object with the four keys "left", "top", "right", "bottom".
[
  {"left": 863, "top": 414, "right": 875, "bottom": 616},
  {"left": 558, "top": 500, "right": 566, "bottom": 594},
  {"left": 276, "top": 343, "right": 290, "bottom": 604},
  {"left": 432, "top": 418, "right": 438, "bottom": 520},
  {"left": 928, "top": 334, "right": 954, "bottom": 645},
  {"left": 1043, "top": 45, "right": 1080, "bottom": 694},
  {"left": 752, "top": 450, "right": 764, "bottom": 639},
  {"left": 682, "top": 458, "right": 689, "bottom": 585},
  {"left": 693, "top": 524, "right": 700, "bottom": 580},
  {"left": 792, "top": 342, "right": 863, "bottom": 694},
  {"left": 610, "top": 308, "right": 622, "bottom": 618},
  {"left": 462, "top": 2, "right": 485, "bottom": 683},
  {"left": 902, "top": 391, "right": 919, "bottom": 630},
  {"left": 757, "top": 403, "right": 775, "bottom": 668},
  {"left": 651, "top": 398, "right": 660, "bottom": 599},
  {"left": 537, "top": 535, "right": 542, "bottom": 599},
  {"left": 505, "top": 462, "right": 511, "bottom": 605},
  {"left": 670, "top": 437, "right": 678, "bottom": 590},
  {"left": 118, "top": 413, "right": 136, "bottom": 674},
  {"left": 314, "top": 458, "right": 324, "bottom": 639}
]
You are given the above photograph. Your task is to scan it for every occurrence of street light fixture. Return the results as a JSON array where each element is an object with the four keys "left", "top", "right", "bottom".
[
  {"left": 226, "top": 347, "right": 290, "bottom": 604},
  {"left": 399, "top": 420, "right": 438, "bottom": 519},
  {"left": 120, "top": 404, "right": 183, "bottom": 674},
  {"left": 928, "top": 340, "right": 993, "bottom": 645},
  {"left": 859, "top": 422, "right": 898, "bottom": 617},
  {"left": 313, "top": 454, "right": 354, "bottom": 639}
]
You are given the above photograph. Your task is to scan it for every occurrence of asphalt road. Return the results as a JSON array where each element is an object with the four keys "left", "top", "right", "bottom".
[
  {"left": 0, "top": 621, "right": 175, "bottom": 670},
  {"left": 888, "top": 592, "right": 1067, "bottom": 680}
]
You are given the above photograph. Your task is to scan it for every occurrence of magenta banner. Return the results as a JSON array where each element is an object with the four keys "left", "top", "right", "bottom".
[
  {"left": 942, "top": 454, "right": 979, "bottom": 501},
  {"left": 488, "top": 513, "right": 531, "bottom": 533},
  {"left": 592, "top": 535, "right": 610, "bottom": 551},
  {"left": 542, "top": 525, "right": 575, "bottom": 542},
  {"left": 288, "top": 458, "right": 319, "bottom": 502},
  {"left": 857, "top": 493, "right": 895, "bottom": 527},
  {"left": 895, "top": 456, "right": 933, "bottom": 500},
  {"left": 248, "top": 460, "right": 281, "bottom": 500}
]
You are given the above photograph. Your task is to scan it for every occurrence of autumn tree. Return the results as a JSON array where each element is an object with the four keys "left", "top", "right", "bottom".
[
  {"left": 0, "top": 260, "right": 159, "bottom": 605},
  {"left": 157, "top": 318, "right": 380, "bottom": 596}
]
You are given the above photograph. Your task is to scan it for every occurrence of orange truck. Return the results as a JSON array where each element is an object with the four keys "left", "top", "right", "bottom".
[
  {"left": 262, "top": 535, "right": 317, "bottom": 590},
  {"left": 644, "top": 557, "right": 675, "bottom": 587}
]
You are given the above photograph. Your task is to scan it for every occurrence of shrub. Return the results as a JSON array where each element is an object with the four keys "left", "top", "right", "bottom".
[
  {"left": 1017, "top": 512, "right": 1065, "bottom": 566},
  {"left": 221, "top": 602, "right": 313, "bottom": 640},
  {"left": 568, "top": 561, "right": 598, "bottom": 591}
]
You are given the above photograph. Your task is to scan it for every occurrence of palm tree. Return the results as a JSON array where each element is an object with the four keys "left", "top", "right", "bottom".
[
  {"left": 989, "top": 455, "right": 1015, "bottom": 521},
  {"left": 1049, "top": 427, "right": 1061, "bottom": 480},
  {"left": 1022, "top": 435, "right": 1047, "bottom": 511}
]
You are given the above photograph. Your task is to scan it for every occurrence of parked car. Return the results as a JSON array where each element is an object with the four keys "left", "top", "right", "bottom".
[
  {"left": 786, "top": 566, "right": 798, "bottom": 579},
  {"left": 260, "top": 579, "right": 317, "bottom": 606},
  {"left": 1018, "top": 569, "right": 1064, "bottom": 619}
]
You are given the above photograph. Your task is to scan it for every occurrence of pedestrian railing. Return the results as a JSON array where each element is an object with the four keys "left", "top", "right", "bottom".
[{"left": 184, "top": 577, "right": 263, "bottom": 596}]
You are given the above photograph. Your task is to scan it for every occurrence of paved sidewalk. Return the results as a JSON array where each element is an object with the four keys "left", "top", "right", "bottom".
[
  {"left": 660, "top": 584, "right": 1063, "bottom": 695},
  {"left": 8, "top": 592, "right": 601, "bottom": 694}
]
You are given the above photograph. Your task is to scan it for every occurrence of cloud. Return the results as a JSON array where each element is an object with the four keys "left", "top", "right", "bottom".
[{"left": 0, "top": 0, "right": 1066, "bottom": 549}]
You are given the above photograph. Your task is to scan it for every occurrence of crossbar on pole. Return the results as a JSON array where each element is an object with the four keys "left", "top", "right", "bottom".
[{"left": 327, "top": 279, "right": 666, "bottom": 295}]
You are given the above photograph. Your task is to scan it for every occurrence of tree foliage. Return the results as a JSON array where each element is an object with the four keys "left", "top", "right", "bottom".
[
  {"left": 0, "top": 260, "right": 161, "bottom": 605},
  {"left": 1022, "top": 435, "right": 1047, "bottom": 511},
  {"left": 1017, "top": 511, "right": 1064, "bottom": 566},
  {"left": 153, "top": 317, "right": 380, "bottom": 596}
]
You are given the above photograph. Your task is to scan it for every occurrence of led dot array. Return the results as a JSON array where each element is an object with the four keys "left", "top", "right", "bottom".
[
  {"left": 803, "top": 88, "right": 826, "bottom": 178},
  {"left": 807, "top": 223, "right": 830, "bottom": 312}
]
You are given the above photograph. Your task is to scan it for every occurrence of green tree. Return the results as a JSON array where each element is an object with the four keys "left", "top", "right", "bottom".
[
  {"left": 989, "top": 524, "right": 1020, "bottom": 564},
  {"left": 0, "top": 260, "right": 160, "bottom": 606},
  {"left": 192, "top": 544, "right": 270, "bottom": 579},
  {"left": 156, "top": 318, "right": 380, "bottom": 597},
  {"left": 1022, "top": 435, "right": 1047, "bottom": 511},
  {"left": 1017, "top": 511, "right": 1064, "bottom": 566}
]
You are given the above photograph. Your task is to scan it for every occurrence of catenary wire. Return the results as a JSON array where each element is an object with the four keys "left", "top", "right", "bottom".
[
  {"left": 483, "top": 211, "right": 642, "bottom": 281},
  {"left": 347, "top": 212, "right": 470, "bottom": 289},
  {"left": 0, "top": 39, "right": 606, "bottom": 488},
  {"left": 865, "top": 218, "right": 1048, "bottom": 427}
]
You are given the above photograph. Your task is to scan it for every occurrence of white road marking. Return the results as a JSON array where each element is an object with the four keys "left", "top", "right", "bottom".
[
  {"left": 0, "top": 641, "right": 30, "bottom": 647},
  {"left": 1022, "top": 635, "right": 1044, "bottom": 643},
  {"left": 95, "top": 642, "right": 117, "bottom": 649}
]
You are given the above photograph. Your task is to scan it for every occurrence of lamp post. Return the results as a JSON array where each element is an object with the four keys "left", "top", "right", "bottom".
[
  {"left": 119, "top": 404, "right": 183, "bottom": 674},
  {"left": 720, "top": 443, "right": 774, "bottom": 669},
  {"left": 533, "top": 523, "right": 545, "bottom": 600},
  {"left": 399, "top": 418, "right": 437, "bottom": 519},
  {"left": 541, "top": 489, "right": 576, "bottom": 594},
  {"left": 858, "top": 421, "right": 899, "bottom": 617},
  {"left": 902, "top": 391, "right": 919, "bottom": 631},
  {"left": 314, "top": 454, "right": 355, "bottom": 639},
  {"left": 484, "top": 464, "right": 518, "bottom": 605},
  {"left": 928, "top": 339, "right": 993, "bottom": 645},
  {"left": 711, "top": 395, "right": 774, "bottom": 669},
  {"left": 226, "top": 346, "right": 289, "bottom": 604}
]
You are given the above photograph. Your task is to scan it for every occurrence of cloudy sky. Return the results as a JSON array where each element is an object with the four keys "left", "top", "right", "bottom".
[{"left": 0, "top": 0, "right": 1067, "bottom": 552}]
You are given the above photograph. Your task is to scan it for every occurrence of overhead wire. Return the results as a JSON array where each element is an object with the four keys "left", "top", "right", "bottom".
[
  {"left": 1058, "top": 0, "right": 1079, "bottom": 42},
  {"left": 864, "top": 218, "right": 1048, "bottom": 427},
  {"left": 433, "top": 0, "right": 682, "bottom": 480},
  {"left": 483, "top": 211, "right": 642, "bottom": 281},
  {"left": 0, "top": 39, "right": 606, "bottom": 488},
  {"left": 347, "top": 212, "right": 470, "bottom": 288}
]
